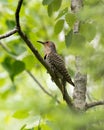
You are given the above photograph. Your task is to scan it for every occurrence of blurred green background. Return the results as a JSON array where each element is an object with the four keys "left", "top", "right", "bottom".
[{"left": 0, "top": 0, "right": 104, "bottom": 130}]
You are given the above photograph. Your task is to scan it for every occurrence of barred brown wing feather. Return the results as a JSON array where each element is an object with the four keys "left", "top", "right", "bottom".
[{"left": 48, "top": 53, "right": 74, "bottom": 86}]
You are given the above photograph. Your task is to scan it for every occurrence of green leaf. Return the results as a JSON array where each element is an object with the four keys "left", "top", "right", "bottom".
[
  {"left": 6, "top": 20, "right": 15, "bottom": 29},
  {"left": 53, "top": 0, "right": 62, "bottom": 11},
  {"left": 23, "top": 55, "right": 35, "bottom": 70},
  {"left": 47, "top": 3, "right": 53, "bottom": 17},
  {"left": 20, "top": 124, "right": 26, "bottom": 130},
  {"left": 12, "top": 60, "right": 25, "bottom": 77},
  {"left": 1, "top": 84, "right": 16, "bottom": 99},
  {"left": 65, "top": 30, "right": 73, "bottom": 47},
  {"left": 79, "top": 23, "right": 96, "bottom": 41},
  {"left": 0, "top": 0, "right": 8, "bottom": 4},
  {"left": 47, "top": 0, "right": 62, "bottom": 16},
  {"left": 54, "top": 19, "right": 64, "bottom": 34},
  {"left": 2, "top": 57, "right": 14, "bottom": 75},
  {"left": 71, "top": 34, "right": 86, "bottom": 50},
  {"left": 13, "top": 43, "right": 26, "bottom": 55},
  {"left": 65, "top": 13, "right": 76, "bottom": 28},
  {"left": 2, "top": 56, "right": 25, "bottom": 80},
  {"left": 42, "top": 0, "right": 54, "bottom": 5},
  {"left": 13, "top": 110, "right": 29, "bottom": 119},
  {"left": 56, "top": 7, "right": 68, "bottom": 20}
]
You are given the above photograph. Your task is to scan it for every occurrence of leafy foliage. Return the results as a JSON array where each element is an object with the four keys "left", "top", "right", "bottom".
[
  {"left": 54, "top": 19, "right": 64, "bottom": 34},
  {"left": 0, "top": 0, "right": 104, "bottom": 130},
  {"left": 2, "top": 56, "right": 25, "bottom": 80},
  {"left": 65, "top": 13, "right": 76, "bottom": 28},
  {"left": 65, "top": 30, "right": 73, "bottom": 47},
  {"left": 45, "top": 0, "right": 62, "bottom": 16},
  {"left": 42, "top": 0, "right": 54, "bottom": 5},
  {"left": 56, "top": 7, "right": 68, "bottom": 20}
]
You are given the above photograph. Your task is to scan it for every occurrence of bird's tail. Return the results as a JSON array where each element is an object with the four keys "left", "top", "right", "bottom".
[
  {"left": 67, "top": 77, "right": 75, "bottom": 87},
  {"left": 70, "top": 80, "right": 75, "bottom": 87}
]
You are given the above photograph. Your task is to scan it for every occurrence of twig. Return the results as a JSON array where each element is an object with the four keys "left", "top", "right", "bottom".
[
  {"left": 0, "top": 41, "right": 11, "bottom": 53},
  {"left": 15, "top": 0, "right": 23, "bottom": 29},
  {"left": 0, "top": 41, "right": 18, "bottom": 59},
  {"left": 86, "top": 100, "right": 104, "bottom": 110},
  {"left": 27, "top": 70, "right": 60, "bottom": 104},
  {"left": 0, "top": 28, "right": 18, "bottom": 39}
]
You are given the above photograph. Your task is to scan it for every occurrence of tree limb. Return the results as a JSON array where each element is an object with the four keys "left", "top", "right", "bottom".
[
  {"left": 0, "top": 41, "right": 11, "bottom": 53},
  {"left": 18, "top": 30, "right": 73, "bottom": 107},
  {"left": 0, "top": 28, "right": 18, "bottom": 39},
  {"left": 15, "top": 0, "right": 23, "bottom": 29},
  {"left": 27, "top": 70, "right": 60, "bottom": 104},
  {"left": 0, "top": 0, "right": 103, "bottom": 111},
  {"left": 0, "top": 40, "right": 60, "bottom": 104},
  {"left": 86, "top": 100, "right": 104, "bottom": 110},
  {"left": 0, "top": 41, "right": 18, "bottom": 59},
  {"left": 0, "top": 0, "right": 72, "bottom": 107},
  {"left": 14, "top": 0, "right": 73, "bottom": 108}
]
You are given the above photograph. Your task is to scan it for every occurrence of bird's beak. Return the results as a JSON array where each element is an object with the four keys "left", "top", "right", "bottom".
[{"left": 37, "top": 41, "right": 45, "bottom": 44}]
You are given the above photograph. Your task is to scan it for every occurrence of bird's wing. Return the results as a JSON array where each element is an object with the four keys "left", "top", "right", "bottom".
[
  {"left": 48, "top": 53, "right": 67, "bottom": 74},
  {"left": 48, "top": 53, "right": 75, "bottom": 86}
]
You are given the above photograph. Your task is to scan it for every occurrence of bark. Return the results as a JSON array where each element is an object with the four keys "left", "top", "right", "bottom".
[
  {"left": 71, "top": 0, "right": 87, "bottom": 111},
  {"left": 73, "top": 56, "right": 87, "bottom": 110},
  {"left": 71, "top": 0, "right": 83, "bottom": 33},
  {"left": 73, "top": 72, "right": 87, "bottom": 110},
  {"left": 71, "top": 0, "right": 83, "bottom": 12}
]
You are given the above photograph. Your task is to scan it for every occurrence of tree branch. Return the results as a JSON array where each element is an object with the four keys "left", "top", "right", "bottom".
[
  {"left": 0, "top": 40, "right": 60, "bottom": 104},
  {"left": 71, "top": 0, "right": 83, "bottom": 12},
  {"left": 1, "top": 0, "right": 103, "bottom": 111},
  {"left": 0, "top": 41, "right": 18, "bottom": 59},
  {"left": 18, "top": 30, "right": 73, "bottom": 107},
  {"left": 86, "top": 100, "right": 104, "bottom": 110},
  {"left": 0, "top": 28, "right": 18, "bottom": 40},
  {"left": 15, "top": 0, "right": 73, "bottom": 108},
  {"left": 0, "top": 0, "right": 73, "bottom": 108},
  {"left": 27, "top": 70, "right": 60, "bottom": 104},
  {"left": 0, "top": 41, "right": 11, "bottom": 53},
  {"left": 15, "top": 0, "right": 23, "bottom": 29}
]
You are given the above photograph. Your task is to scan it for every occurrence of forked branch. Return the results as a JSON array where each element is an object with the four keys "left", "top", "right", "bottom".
[
  {"left": 86, "top": 100, "right": 104, "bottom": 110},
  {"left": 0, "top": 28, "right": 17, "bottom": 39},
  {"left": 0, "top": 0, "right": 73, "bottom": 108}
]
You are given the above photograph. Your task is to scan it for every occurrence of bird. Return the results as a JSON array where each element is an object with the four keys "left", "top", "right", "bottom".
[{"left": 37, "top": 41, "right": 75, "bottom": 90}]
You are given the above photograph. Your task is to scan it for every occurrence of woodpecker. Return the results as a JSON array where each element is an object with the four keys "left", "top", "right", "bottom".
[{"left": 37, "top": 41, "right": 75, "bottom": 87}]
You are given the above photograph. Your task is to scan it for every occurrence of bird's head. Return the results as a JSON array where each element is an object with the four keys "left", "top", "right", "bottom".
[{"left": 37, "top": 41, "right": 57, "bottom": 55}]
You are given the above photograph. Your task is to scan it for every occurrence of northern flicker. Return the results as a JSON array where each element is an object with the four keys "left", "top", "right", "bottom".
[{"left": 37, "top": 41, "right": 75, "bottom": 87}]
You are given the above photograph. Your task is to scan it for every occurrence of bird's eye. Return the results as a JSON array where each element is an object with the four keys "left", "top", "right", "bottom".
[{"left": 46, "top": 41, "right": 49, "bottom": 43}]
